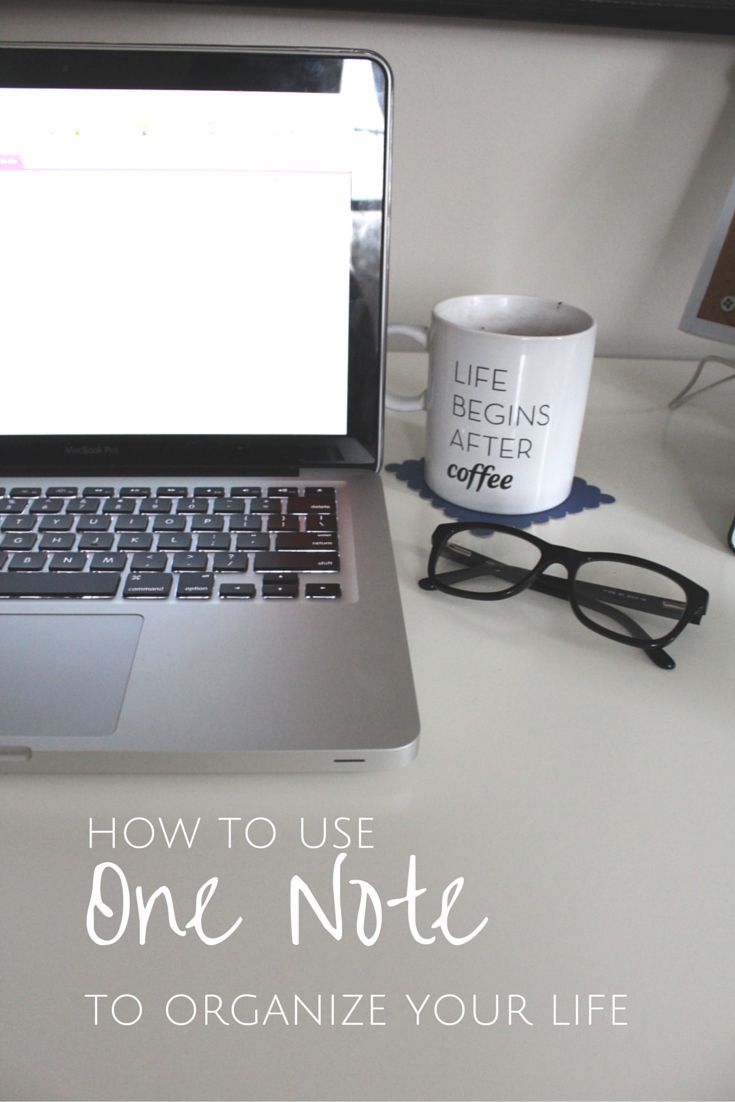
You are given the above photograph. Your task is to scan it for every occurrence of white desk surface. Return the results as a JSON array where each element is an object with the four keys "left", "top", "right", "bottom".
[{"left": 1, "top": 357, "right": 734, "bottom": 1102}]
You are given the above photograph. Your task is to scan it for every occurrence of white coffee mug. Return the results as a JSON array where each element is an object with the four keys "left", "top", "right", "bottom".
[{"left": 386, "top": 294, "right": 597, "bottom": 514}]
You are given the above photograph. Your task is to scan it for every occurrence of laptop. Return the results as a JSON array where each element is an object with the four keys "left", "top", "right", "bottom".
[{"left": 0, "top": 42, "right": 420, "bottom": 772}]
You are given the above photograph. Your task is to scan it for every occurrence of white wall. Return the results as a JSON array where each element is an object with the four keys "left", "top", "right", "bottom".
[{"left": 3, "top": 0, "right": 735, "bottom": 358}]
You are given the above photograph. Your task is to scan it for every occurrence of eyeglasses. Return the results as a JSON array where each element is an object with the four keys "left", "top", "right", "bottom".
[{"left": 419, "top": 522, "right": 709, "bottom": 670}]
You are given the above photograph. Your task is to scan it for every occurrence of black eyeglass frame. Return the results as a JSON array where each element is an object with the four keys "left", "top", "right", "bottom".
[{"left": 421, "top": 522, "right": 709, "bottom": 669}]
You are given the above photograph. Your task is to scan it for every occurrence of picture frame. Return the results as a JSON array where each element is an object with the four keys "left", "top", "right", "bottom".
[{"left": 680, "top": 175, "right": 735, "bottom": 345}]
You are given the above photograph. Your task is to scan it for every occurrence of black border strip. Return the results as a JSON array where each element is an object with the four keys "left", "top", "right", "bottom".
[{"left": 140, "top": 0, "right": 735, "bottom": 35}]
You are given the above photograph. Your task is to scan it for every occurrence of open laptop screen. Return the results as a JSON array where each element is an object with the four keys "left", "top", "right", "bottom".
[{"left": 0, "top": 46, "right": 390, "bottom": 472}]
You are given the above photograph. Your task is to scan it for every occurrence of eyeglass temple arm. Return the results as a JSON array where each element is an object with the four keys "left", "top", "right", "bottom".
[
  {"left": 423, "top": 551, "right": 676, "bottom": 669},
  {"left": 531, "top": 574, "right": 675, "bottom": 669}
]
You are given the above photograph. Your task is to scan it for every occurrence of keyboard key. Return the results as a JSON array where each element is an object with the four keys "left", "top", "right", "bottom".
[
  {"left": 118, "top": 533, "right": 153, "bottom": 551},
  {"left": 40, "top": 533, "right": 76, "bottom": 551},
  {"left": 219, "top": 582, "right": 256, "bottom": 599},
  {"left": 153, "top": 515, "right": 187, "bottom": 531},
  {"left": 305, "top": 583, "right": 342, "bottom": 599},
  {"left": 212, "top": 552, "right": 248, "bottom": 573},
  {"left": 194, "top": 486, "right": 225, "bottom": 497},
  {"left": 304, "top": 486, "right": 336, "bottom": 501},
  {"left": 9, "top": 552, "right": 46, "bottom": 571},
  {"left": 123, "top": 572, "right": 172, "bottom": 599},
  {"left": 2, "top": 515, "right": 36, "bottom": 531},
  {"left": 250, "top": 498, "right": 281, "bottom": 514},
  {"left": 157, "top": 533, "right": 191, "bottom": 551},
  {"left": 177, "top": 497, "right": 209, "bottom": 514},
  {"left": 275, "top": 533, "right": 338, "bottom": 551},
  {"left": 115, "top": 515, "right": 150, "bottom": 531},
  {"left": 253, "top": 552, "right": 340, "bottom": 573},
  {"left": 48, "top": 552, "right": 86, "bottom": 571},
  {"left": 130, "top": 552, "right": 167, "bottom": 571},
  {"left": 262, "top": 584, "right": 299, "bottom": 599},
  {"left": 1, "top": 533, "right": 37, "bottom": 550},
  {"left": 120, "top": 486, "right": 151, "bottom": 497},
  {"left": 230, "top": 487, "right": 262, "bottom": 498},
  {"left": 213, "top": 497, "right": 245, "bottom": 514},
  {"left": 263, "top": 572, "right": 298, "bottom": 585},
  {"left": 262, "top": 572, "right": 299, "bottom": 599},
  {"left": 157, "top": 486, "right": 189, "bottom": 497},
  {"left": 302, "top": 498, "right": 335, "bottom": 514},
  {"left": 39, "top": 515, "right": 74, "bottom": 531},
  {"left": 102, "top": 497, "right": 136, "bottom": 514},
  {"left": 229, "top": 515, "right": 262, "bottom": 532},
  {"left": 10, "top": 486, "right": 41, "bottom": 497},
  {"left": 285, "top": 498, "right": 309, "bottom": 516},
  {"left": 29, "top": 498, "right": 64, "bottom": 514},
  {"left": 267, "top": 515, "right": 300, "bottom": 532},
  {"left": 0, "top": 498, "right": 27, "bottom": 514},
  {"left": 176, "top": 572, "right": 214, "bottom": 599},
  {"left": 83, "top": 486, "right": 114, "bottom": 497},
  {"left": 77, "top": 515, "right": 111, "bottom": 532},
  {"left": 196, "top": 533, "right": 230, "bottom": 551},
  {"left": 67, "top": 497, "right": 101, "bottom": 514},
  {"left": 79, "top": 533, "right": 115, "bottom": 551},
  {"left": 45, "top": 486, "right": 78, "bottom": 497},
  {"left": 172, "top": 552, "right": 208, "bottom": 572},
  {"left": 90, "top": 552, "right": 127, "bottom": 571},
  {"left": 191, "top": 515, "right": 224, "bottom": 532},
  {"left": 0, "top": 572, "right": 119, "bottom": 598},
  {"left": 235, "top": 533, "right": 269, "bottom": 551},
  {"left": 268, "top": 486, "right": 300, "bottom": 498},
  {"left": 305, "top": 512, "right": 338, "bottom": 533},
  {"left": 139, "top": 498, "right": 172, "bottom": 514}
]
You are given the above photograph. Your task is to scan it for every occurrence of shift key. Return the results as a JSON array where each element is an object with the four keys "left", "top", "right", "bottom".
[
  {"left": 0, "top": 572, "right": 119, "bottom": 598},
  {"left": 253, "top": 552, "right": 340, "bottom": 573}
]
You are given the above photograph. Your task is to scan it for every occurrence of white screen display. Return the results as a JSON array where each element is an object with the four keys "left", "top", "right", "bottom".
[{"left": 0, "top": 87, "right": 354, "bottom": 436}]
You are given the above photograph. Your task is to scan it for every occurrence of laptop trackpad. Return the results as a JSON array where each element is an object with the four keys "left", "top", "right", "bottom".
[{"left": 0, "top": 615, "right": 143, "bottom": 738}]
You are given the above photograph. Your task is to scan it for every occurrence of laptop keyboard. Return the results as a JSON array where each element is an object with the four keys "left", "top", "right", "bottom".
[{"left": 0, "top": 484, "right": 342, "bottom": 601}]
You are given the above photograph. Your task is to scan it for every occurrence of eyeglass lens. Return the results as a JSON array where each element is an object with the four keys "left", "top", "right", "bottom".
[
  {"left": 573, "top": 560, "right": 688, "bottom": 643},
  {"left": 436, "top": 528, "right": 541, "bottom": 594}
]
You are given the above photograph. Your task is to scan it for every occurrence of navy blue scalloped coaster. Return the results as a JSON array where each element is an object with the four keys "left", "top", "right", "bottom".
[{"left": 385, "top": 458, "right": 615, "bottom": 528}]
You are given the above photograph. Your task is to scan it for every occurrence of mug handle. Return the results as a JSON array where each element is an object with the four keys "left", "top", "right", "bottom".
[{"left": 385, "top": 324, "right": 428, "bottom": 411}]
